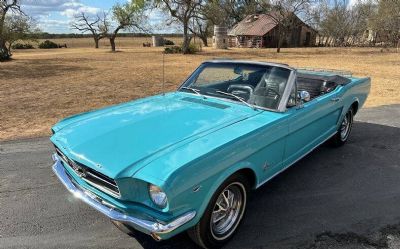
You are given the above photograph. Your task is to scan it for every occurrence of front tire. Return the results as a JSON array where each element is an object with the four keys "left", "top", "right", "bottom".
[
  {"left": 188, "top": 174, "right": 249, "bottom": 249},
  {"left": 330, "top": 108, "right": 354, "bottom": 147}
]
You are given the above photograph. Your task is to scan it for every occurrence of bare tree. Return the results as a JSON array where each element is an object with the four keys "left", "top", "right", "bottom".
[
  {"left": 210, "top": 0, "right": 264, "bottom": 26},
  {"left": 3, "top": 15, "right": 37, "bottom": 54},
  {"left": 0, "top": 0, "right": 24, "bottom": 61},
  {"left": 370, "top": 0, "right": 400, "bottom": 48},
  {"left": 158, "top": 0, "right": 204, "bottom": 54},
  {"left": 314, "top": 0, "right": 376, "bottom": 47},
  {"left": 189, "top": 16, "right": 211, "bottom": 47},
  {"left": 320, "top": 1, "right": 353, "bottom": 46},
  {"left": 109, "top": 0, "right": 146, "bottom": 52},
  {"left": 71, "top": 12, "right": 108, "bottom": 49},
  {"left": 260, "top": 0, "right": 314, "bottom": 52}
]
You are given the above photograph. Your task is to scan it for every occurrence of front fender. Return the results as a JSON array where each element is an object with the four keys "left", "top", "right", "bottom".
[
  {"left": 156, "top": 162, "right": 258, "bottom": 239},
  {"left": 196, "top": 163, "right": 257, "bottom": 219}
]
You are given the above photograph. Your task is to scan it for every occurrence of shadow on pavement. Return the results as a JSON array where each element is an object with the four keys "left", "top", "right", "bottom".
[{"left": 128, "top": 121, "right": 400, "bottom": 249}]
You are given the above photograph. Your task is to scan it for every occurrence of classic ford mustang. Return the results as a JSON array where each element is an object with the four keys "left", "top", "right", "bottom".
[{"left": 51, "top": 60, "right": 370, "bottom": 248}]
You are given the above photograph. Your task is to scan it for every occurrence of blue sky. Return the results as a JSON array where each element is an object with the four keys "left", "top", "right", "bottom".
[{"left": 20, "top": 0, "right": 172, "bottom": 34}]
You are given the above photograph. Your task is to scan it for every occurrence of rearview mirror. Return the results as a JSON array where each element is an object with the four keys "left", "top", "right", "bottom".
[
  {"left": 299, "top": 90, "right": 311, "bottom": 102},
  {"left": 233, "top": 67, "right": 243, "bottom": 75}
]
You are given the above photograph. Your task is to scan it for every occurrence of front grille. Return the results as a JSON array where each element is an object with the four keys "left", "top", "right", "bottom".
[{"left": 55, "top": 147, "right": 121, "bottom": 198}]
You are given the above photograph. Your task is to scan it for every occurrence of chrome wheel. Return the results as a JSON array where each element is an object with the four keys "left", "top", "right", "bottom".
[
  {"left": 340, "top": 111, "right": 352, "bottom": 141},
  {"left": 210, "top": 182, "right": 246, "bottom": 240}
]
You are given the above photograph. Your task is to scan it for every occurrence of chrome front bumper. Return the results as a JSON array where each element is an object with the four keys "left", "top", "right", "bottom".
[{"left": 52, "top": 155, "right": 196, "bottom": 240}]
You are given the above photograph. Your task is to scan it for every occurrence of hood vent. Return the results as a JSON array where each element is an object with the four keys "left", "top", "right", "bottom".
[{"left": 181, "top": 97, "right": 230, "bottom": 109}]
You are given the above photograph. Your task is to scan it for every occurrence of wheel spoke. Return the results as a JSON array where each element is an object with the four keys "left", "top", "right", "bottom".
[
  {"left": 222, "top": 190, "right": 230, "bottom": 207},
  {"left": 215, "top": 200, "right": 227, "bottom": 212},
  {"left": 213, "top": 208, "right": 223, "bottom": 215},
  {"left": 229, "top": 192, "right": 235, "bottom": 207},
  {"left": 340, "top": 112, "right": 352, "bottom": 141},
  {"left": 210, "top": 183, "right": 246, "bottom": 238},
  {"left": 212, "top": 212, "right": 227, "bottom": 223}
]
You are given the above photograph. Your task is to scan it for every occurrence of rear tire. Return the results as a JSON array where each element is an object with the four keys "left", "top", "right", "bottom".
[
  {"left": 330, "top": 108, "right": 353, "bottom": 147},
  {"left": 187, "top": 174, "right": 249, "bottom": 249}
]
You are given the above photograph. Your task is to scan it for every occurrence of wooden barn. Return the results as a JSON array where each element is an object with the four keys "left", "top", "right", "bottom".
[{"left": 228, "top": 13, "right": 317, "bottom": 48}]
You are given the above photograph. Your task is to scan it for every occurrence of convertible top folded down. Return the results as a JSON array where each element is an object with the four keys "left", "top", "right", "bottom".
[
  {"left": 296, "top": 73, "right": 352, "bottom": 100},
  {"left": 297, "top": 73, "right": 352, "bottom": 85}
]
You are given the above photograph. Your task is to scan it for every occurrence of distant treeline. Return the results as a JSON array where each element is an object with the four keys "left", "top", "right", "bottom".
[{"left": 34, "top": 33, "right": 184, "bottom": 39}]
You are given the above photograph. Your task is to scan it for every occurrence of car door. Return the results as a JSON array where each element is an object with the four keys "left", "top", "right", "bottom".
[{"left": 282, "top": 80, "right": 343, "bottom": 167}]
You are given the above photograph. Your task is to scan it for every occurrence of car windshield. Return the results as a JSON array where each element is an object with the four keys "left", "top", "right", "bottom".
[{"left": 180, "top": 62, "right": 291, "bottom": 110}]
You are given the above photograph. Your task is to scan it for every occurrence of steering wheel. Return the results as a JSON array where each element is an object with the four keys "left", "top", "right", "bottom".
[{"left": 227, "top": 84, "right": 254, "bottom": 100}]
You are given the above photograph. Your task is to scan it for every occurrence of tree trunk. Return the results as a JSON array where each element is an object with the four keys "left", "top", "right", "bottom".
[
  {"left": 277, "top": 34, "right": 283, "bottom": 53},
  {"left": 200, "top": 35, "right": 208, "bottom": 47},
  {"left": 7, "top": 42, "right": 12, "bottom": 56},
  {"left": 397, "top": 39, "right": 400, "bottom": 53},
  {"left": 0, "top": 43, "right": 10, "bottom": 61},
  {"left": 182, "top": 21, "right": 190, "bottom": 54},
  {"left": 94, "top": 37, "right": 99, "bottom": 49},
  {"left": 324, "top": 36, "right": 329, "bottom": 47},
  {"left": 110, "top": 37, "right": 116, "bottom": 52},
  {"left": 277, "top": 41, "right": 281, "bottom": 53},
  {"left": 0, "top": 14, "right": 11, "bottom": 61}
]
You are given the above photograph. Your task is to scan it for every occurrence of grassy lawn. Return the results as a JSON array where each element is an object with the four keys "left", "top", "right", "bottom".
[{"left": 0, "top": 37, "right": 399, "bottom": 141}]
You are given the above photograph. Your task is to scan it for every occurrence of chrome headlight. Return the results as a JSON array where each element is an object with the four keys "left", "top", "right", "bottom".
[{"left": 149, "top": 184, "right": 168, "bottom": 208}]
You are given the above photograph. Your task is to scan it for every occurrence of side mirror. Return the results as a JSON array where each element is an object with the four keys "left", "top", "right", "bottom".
[{"left": 298, "top": 90, "right": 311, "bottom": 102}]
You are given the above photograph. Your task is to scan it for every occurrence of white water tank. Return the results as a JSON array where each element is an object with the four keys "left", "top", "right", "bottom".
[
  {"left": 213, "top": 25, "right": 228, "bottom": 49},
  {"left": 152, "top": 35, "right": 164, "bottom": 47}
]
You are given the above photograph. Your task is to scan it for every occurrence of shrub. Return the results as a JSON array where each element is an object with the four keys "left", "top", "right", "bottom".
[
  {"left": 164, "top": 43, "right": 201, "bottom": 54},
  {"left": 186, "top": 43, "right": 201, "bottom": 54},
  {"left": 12, "top": 43, "right": 34, "bottom": 49},
  {"left": 38, "top": 40, "right": 59, "bottom": 49},
  {"left": 163, "top": 39, "right": 174, "bottom": 45},
  {"left": 164, "top": 46, "right": 182, "bottom": 54}
]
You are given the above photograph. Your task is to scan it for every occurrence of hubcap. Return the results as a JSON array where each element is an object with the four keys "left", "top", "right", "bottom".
[
  {"left": 210, "top": 182, "right": 246, "bottom": 240},
  {"left": 340, "top": 112, "right": 352, "bottom": 141}
]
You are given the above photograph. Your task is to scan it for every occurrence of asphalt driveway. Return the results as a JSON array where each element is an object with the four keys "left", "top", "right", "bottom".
[{"left": 0, "top": 105, "right": 399, "bottom": 249}]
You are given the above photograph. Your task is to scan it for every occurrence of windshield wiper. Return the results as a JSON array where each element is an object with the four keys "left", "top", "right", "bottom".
[
  {"left": 215, "top": 90, "right": 257, "bottom": 110},
  {"left": 180, "top": 87, "right": 206, "bottom": 99}
]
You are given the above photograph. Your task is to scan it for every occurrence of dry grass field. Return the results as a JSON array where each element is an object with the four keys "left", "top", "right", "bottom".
[{"left": 0, "top": 37, "right": 399, "bottom": 141}]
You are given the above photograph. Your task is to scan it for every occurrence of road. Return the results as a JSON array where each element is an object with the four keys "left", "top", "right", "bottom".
[{"left": 0, "top": 105, "right": 399, "bottom": 249}]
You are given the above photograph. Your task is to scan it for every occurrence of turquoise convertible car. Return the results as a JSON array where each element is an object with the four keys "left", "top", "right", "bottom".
[{"left": 51, "top": 60, "right": 370, "bottom": 248}]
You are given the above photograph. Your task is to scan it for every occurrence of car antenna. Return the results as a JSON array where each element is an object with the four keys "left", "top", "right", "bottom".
[{"left": 162, "top": 52, "right": 165, "bottom": 96}]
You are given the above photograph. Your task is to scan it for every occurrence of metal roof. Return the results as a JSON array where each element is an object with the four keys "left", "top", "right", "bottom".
[{"left": 228, "top": 14, "right": 278, "bottom": 36}]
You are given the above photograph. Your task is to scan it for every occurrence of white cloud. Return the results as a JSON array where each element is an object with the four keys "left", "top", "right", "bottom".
[
  {"left": 348, "top": 0, "right": 357, "bottom": 7},
  {"left": 22, "top": 0, "right": 100, "bottom": 17},
  {"left": 61, "top": 5, "right": 100, "bottom": 18},
  {"left": 20, "top": 0, "right": 101, "bottom": 33}
]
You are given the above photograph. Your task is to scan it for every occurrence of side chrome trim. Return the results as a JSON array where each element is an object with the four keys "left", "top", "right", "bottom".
[
  {"left": 256, "top": 132, "right": 336, "bottom": 188},
  {"left": 52, "top": 155, "right": 196, "bottom": 238}
]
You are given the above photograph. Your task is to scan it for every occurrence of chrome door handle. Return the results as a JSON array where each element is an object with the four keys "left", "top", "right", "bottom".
[{"left": 331, "top": 97, "right": 340, "bottom": 102}]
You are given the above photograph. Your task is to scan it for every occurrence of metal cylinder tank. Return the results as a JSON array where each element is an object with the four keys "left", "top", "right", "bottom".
[
  {"left": 213, "top": 25, "right": 228, "bottom": 49},
  {"left": 152, "top": 35, "right": 164, "bottom": 47}
]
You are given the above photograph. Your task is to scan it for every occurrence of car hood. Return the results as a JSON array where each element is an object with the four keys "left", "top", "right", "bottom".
[{"left": 51, "top": 92, "right": 258, "bottom": 179}]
